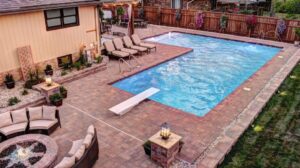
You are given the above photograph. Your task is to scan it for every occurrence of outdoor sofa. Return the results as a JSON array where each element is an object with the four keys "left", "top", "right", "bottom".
[
  {"left": 54, "top": 125, "right": 99, "bottom": 168},
  {"left": 0, "top": 105, "right": 61, "bottom": 141}
]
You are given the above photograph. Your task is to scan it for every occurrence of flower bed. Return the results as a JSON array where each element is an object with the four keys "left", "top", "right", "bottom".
[{"left": 0, "top": 82, "right": 44, "bottom": 112}]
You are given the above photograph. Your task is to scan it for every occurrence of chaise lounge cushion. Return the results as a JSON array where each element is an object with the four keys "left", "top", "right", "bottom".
[
  {"left": 28, "top": 107, "right": 43, "bottom": 121},
  {"left": 54, "top": 156, "right": 75, "bottom": 168},
  {"left": 74, "top": 145, "right": 85, "bottom": 161},
  {"left": 29, "top": 119, "right": 58, "bottom": 130},
  {"left": 0, "top": 122, "right": 27, "bottom": 136},
  {"left": 11, "top": 108, "right": 27, "bottom": 124},
  {"left": 0, "top": 112, "right": 13, "bottom": 128},
  {"left": 87, "top": 125, "right": 95, "bottom": 136},
  {"left": 43, "top": 105, "right": 56, "bottom": 120},
  {"left": 68, "top": 139, "right": 83, "bottom": 156},
  {"left": 83, "top": 134, "right": 93, "bottom": 149}
]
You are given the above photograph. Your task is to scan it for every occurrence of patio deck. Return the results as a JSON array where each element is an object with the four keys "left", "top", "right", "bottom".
[{"left": 50, "top": 25, "right": 300, "bottom": 168}]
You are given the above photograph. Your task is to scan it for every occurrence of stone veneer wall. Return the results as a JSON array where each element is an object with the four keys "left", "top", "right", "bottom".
[{"left": 0, "top": 53, "right": 81, "bottom": 85}]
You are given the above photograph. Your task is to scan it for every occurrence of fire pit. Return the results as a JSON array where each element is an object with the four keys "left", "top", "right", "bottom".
[{"left": 0, "top": 134, "right": 58, "bottom": 168}]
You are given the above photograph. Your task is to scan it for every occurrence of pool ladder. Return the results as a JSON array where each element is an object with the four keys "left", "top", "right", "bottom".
[{"left": 118, "top": 55, "right": 141, "bottom": 73}]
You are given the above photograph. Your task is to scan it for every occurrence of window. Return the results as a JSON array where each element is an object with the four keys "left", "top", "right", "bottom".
[
  {"left": 172, "top": 0, "right": 182, "bottom": 9},
  {"left": 57, "top": 54, "right": 73, "bottom": 68},
  {"left": 45, "top": 7, "right": 79, "bottom": 30}
]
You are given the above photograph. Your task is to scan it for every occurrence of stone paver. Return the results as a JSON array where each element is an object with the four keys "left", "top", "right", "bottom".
[{"left": 46, "top": 25, "right": 300, "bottom": 168}]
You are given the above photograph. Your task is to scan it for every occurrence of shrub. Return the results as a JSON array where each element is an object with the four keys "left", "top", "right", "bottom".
[
  {"left": 24, "top": 70, "right": 43, "bottom": 89},
  {"left": 116, "top": 7, "right": 125, "bottom": 17},
  {"left": 73, "top": 62, "right": 81, "bottom": 71},
  {"left": 96, "top": 56, "right": 103, "bottom": 64},
  {"left": 61, "top": 70, "right": 68, "bottom": 76},
  {"left": 49, "top": 93, "right": 62, "bottom": 103},
  {"left": 21, "top": 89, "right": 29, "bottom": 96},
  {"left": 8, "top": 97, "right": 21, "bottom": 106}
]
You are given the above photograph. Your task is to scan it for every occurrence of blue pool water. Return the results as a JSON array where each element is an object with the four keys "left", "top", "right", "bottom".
[{"left": 113, "top": 32, "right": 281, "bottom": 116}]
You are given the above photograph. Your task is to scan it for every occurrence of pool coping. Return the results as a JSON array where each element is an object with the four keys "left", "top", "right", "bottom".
[{"left": 105, "top": 26, "right": 299, "bottom": 166}]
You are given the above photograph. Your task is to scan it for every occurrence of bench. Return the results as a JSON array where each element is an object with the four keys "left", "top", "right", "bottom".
[{"left": 109, "top": 87, "right": 160, "bottom": 116}]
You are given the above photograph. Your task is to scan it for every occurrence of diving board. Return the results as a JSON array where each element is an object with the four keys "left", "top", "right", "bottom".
[{"left": 109, "top": 87, "right": 160, "bottom": 116}]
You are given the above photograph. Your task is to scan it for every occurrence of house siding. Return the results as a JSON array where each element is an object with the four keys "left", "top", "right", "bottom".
[{"left": 0, "top": 6, "right": 99, "bottom": 76}]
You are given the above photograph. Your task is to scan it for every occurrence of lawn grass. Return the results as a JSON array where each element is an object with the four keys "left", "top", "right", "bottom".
[{"left": 220, "top": 63, "right": 300, "bottom": 168}]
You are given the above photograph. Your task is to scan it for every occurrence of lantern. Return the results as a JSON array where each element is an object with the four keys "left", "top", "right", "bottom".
[
  {"left": 45, "top": 76, "right": 52, "bottom": 86},
  {"left": 160, "top": 122, "right": 171, "bottom": 140}
]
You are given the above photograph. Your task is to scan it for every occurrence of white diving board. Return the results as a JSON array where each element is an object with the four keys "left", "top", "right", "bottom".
[{"left": 109, "top": 87, "right": 160, "bottom": 116}]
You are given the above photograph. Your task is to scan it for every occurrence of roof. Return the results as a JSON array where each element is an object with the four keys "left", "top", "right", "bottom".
[{"left": 0, "top": 0, "right": 100, "bottom": 15}]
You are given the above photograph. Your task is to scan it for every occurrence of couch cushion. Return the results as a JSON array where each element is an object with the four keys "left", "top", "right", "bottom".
[
  {"left": 29, "top": 119, "right": 57, "bottom": 130},
  {"left": 87, "top": 125, "right": 95, "bottom": 136},
  {"left": 68, "top": 139, "right": 83, "bottom": 156},
  {"left": 0, "top": 112, "right": 13, "bottom": 128},
  {"left": 54, "top": 156, "right": 75, "bottom": 168},
  {"left": 83, "top": 133, "right": 93, "bottom": 149},
  {"left": 74, "top": 145, "right": 85, "bottom": 161},
  {"left": 28, "top": 107, "right": 43, "bottom": 121},
  {"left": 0, "top": 122, "right": 27, "bottom": 136},
  {"left": 11, "top": 108, "right": 27, "bottom": 124},
  {"left": 43, "top": 105, "right": 56, "bottom": 120}
]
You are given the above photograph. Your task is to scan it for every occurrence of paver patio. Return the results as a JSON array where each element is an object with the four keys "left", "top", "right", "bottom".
[{"left": 49, "top": 25, "right": 300, "bottom": 168}]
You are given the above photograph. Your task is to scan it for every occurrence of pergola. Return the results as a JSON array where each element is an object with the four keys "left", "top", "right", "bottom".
[{"left": 100, "top": 0, "right": 140, "bottom": 36}]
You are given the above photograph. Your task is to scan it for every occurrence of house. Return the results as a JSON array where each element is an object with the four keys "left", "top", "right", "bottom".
[
  {"left": 143, "top": 0, "right": 211, "bottom": 10},
  {"left": 0, "top": 0, "right": 101, "bottom": 83}
]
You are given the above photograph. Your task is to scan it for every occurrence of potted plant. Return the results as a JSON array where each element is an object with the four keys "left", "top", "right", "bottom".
[
  {"left": 245, "top": 15, "right": 257, "bottom": 37},
  {"left": 60, "top": 86, "right": 68, "bottom": 98},
  {"left": 116, "top": 7, "right": 125, "bottom": 24},
  {"left": 49, "top": 93, "right": 63, "bottom": 106},
  {"left": 143, "top": 141, "right": 151, "bottom": 156},
  {"left": 295, "top": 28, "right": 300, "bottom": 46},
  {"left": 4, "top": 73, "right": 15, "bottom": 89},
  {"left": 95, "top": 55, "right": 103, "bottom": 64},
  {"left": 44, "top": 64, "right": 53, "bottom": 76}
]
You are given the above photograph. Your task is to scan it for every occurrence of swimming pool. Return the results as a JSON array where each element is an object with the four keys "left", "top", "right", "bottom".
[{"left": 113, "top": 32, "right": 281, "bottom": 116}]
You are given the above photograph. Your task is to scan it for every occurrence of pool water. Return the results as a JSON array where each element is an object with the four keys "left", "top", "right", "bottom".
[{"left": 113, "top": 32, "right": 281, "bottom": 116}]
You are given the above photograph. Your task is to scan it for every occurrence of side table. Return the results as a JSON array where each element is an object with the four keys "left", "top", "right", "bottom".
[{"left": 148, "top": 131, "right": 182, "bottom": 168}]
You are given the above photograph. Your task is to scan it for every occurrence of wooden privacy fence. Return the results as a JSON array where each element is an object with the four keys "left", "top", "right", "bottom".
[{"left": 134, "top": 6, "right": 300, "bottom": 42}]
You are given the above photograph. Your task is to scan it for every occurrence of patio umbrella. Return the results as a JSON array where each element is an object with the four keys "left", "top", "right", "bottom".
[{"left": 127, "top": 4, "right": 134, "bottom": 36}]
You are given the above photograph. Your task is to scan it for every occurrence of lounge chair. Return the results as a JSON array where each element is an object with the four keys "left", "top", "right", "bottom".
[
  {"left": 112, "top": 38, "right": 138, "bottom": 55},
  {"left": 123, "top": 36, "right": 148, "bottom": 54},
  {"left": 109, "top": 87, "right": 160, "bottom": 116},
  {"left": 103, "top": 40, "right": 130, "bottom": 58},
  {"left": 103, "top": 40, "right": 139, "bottom": 73},
  {"left": 131, "top": 34, "right": 157, "bottom": 52}
]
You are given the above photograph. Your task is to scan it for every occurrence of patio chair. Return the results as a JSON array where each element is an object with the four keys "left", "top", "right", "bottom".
[
  {"left": 131, "top": 34, "right": 157, "bottom": 52},
  {"left": 112, "top": 38, "right": 138, "bottom": 55},
  {"left": 123, "top": 36, "right": 148, "bottom": 54}
]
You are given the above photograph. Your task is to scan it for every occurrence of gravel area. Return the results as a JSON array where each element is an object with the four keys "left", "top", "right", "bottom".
[{"left": 0, "top": 82, "right": 42, "bottom": 109}]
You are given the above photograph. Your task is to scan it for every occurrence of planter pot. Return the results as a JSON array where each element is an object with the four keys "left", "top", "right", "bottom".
[
  {"left": 52, "top": 99, "right": 63, "bottom": 107},
  {"left": 295, "top": 41, "right": 300, "bottom": 47},
  {"left": 143, "top": 142, "right": 151, "bottom": 156},
  {"left": 61, "top": 91, "right": 68, "bottom": 99},
  {"left": 5, "top": 81, "right": 15, "bottom": 89},
  {"left": 44, "top": 69, "right": 53, "bottom": 76}
]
